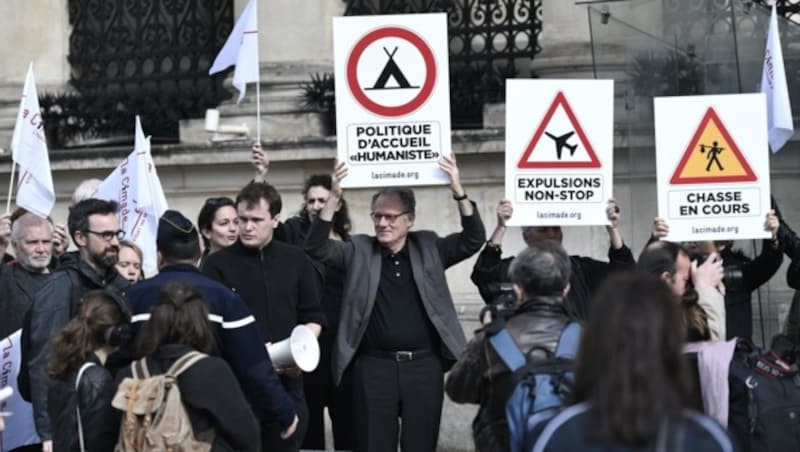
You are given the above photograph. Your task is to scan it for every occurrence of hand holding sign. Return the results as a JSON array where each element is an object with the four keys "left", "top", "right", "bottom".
[
  {"left": 652, "top": 217, "right": 670, "bottom": 239},
  {"left": 496, "top": 200, "right": 513, "bottom": 227},
  {"left": 765, "top": 209, "right": 779, "bottom": 240}
]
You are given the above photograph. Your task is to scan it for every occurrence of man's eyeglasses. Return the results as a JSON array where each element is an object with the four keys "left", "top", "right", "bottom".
[
  {"left": 370, "top": 212, "right": 409, "bottom": 223},
  {"left": 86, "top": 229, "right": 126, "bottom": 241}
]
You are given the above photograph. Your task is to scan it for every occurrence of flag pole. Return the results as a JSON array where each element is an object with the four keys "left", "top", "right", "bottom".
[
  {"left": 255, "top": 0, "right": 261, "bottom": 144},
  {"left": 5, "top": 162, "right": 16, "bottom": 213}
]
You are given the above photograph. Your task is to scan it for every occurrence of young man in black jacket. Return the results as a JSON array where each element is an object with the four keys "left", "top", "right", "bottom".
[{"left": 202, "top": 182, "right": 325, "bottom": 452}]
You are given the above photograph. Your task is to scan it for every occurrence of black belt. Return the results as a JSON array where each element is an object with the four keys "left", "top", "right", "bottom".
[{"left": 363, "top": 349, "right": 433, "bottom": 362}]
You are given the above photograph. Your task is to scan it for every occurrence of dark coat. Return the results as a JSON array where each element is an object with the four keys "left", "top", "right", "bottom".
[
  {"left": 123, "top": 264, "right": 296, "bottom": 428},
  {"left": 446, "top": 296, "right": 569, "bottom": 452},
  {"left": 25, "top": 257, "right": 129, "bottom": 439},
  {"left": 471, "top": 245, "right": 635, "bottom": 320},
  {"left": 47, "top": 354, "right": 120, "bottom": 452},
  {"left": 720, "top": 242, "right": 782, "bottom": 341},
  {"left": 0, "top": 262, "right": 50, "bottom": 340},
  {"left": 531, "top": 403, "right": 734, "bottom": 452},
  {"left": 305, "top": 204, "right": 485, "bottom": 384},
  {"left": 115, "top": 344, "right": 260, "bottom": 452}
]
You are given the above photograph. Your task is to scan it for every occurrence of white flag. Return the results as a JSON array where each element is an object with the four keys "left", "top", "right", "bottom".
[
  {"left": 10, "top": 65, "right": 55, "bottom": 217},
  {"left": 0, "top": 330, "right": 41, "bottom": 451},
  {"left": 209, "top": 0, "right": 259, "bottom": 102},
  {"left": 761, "top": 4, "right": 794, "bottom": 153},
  {"left": 96, "top": 116, "right": 168, "bottom": 275}
]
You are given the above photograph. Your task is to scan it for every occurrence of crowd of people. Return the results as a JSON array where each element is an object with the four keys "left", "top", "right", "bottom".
[{"left": 1, "top": 145, "right": 799, "bottom": 452}]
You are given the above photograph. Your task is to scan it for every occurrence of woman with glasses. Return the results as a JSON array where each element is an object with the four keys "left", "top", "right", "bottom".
[{"left": 197, "top": 197, "right": 239, "bottom": 258}]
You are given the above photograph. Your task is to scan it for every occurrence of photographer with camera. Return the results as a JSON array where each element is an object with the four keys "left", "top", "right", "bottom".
[
  {"left": 447, "top": 241, "right": 571, "bottom": 452},
  {"left": 650, "top": 210, "right": 781, "bottom": 341},
  {"left": 471, "top": 198, "right": 634, "bottom": 321}
]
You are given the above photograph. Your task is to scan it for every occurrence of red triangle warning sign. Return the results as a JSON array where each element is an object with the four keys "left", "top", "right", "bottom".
[
  {"left": 670, "top": 108, "right": 757, "bottom": 184},
  {"left": 517, "top": 91, "right": 601, "bottom": 169}
]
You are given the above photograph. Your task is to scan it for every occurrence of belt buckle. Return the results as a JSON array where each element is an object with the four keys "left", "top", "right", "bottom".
[{"left": 395, "top": 351, "right": 413, "bottom": 362}]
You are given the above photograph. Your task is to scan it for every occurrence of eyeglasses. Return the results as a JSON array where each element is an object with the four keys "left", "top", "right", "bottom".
[
  {"left": 370, "top": 212, "right": 409, "bottom": 223},
  {"left": 86, "top": 229, "right": 126, "bottom": 241}
]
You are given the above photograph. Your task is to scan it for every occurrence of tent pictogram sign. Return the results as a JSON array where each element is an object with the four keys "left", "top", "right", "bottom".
[
  {"left": 346, "top": 26, "right": 436, "bottom": 117},
  {"left": 517, "top": 91, "right": 601, "bottom": 169},
  {"left": 670, "top": 108, "right": 757, "bottom": 184}
]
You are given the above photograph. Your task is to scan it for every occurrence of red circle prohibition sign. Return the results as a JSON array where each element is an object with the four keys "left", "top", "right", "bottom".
[{"left": 346, "top": 27, "right": 437, "bottom": 117}]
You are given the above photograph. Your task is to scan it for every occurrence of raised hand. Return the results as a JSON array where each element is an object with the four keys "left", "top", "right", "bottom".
[{"left": 251, "top": 142, "right": 269, "bottom": 182}]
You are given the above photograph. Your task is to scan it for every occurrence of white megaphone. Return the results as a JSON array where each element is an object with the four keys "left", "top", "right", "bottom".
[{"left": 266, "top": 325, "right": 320, "bottom": 372}]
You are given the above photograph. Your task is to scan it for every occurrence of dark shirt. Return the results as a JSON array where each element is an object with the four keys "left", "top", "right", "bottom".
[
  {"left": 362, "top": 244, "right": 438, "bottom": 351},
  {"left": 201, "top": 240, "right": 326, "bottom": 343}
]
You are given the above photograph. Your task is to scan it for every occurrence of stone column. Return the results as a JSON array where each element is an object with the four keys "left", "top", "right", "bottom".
[{"left": 0, "top": 0, "right": 70, "bottom": 86}]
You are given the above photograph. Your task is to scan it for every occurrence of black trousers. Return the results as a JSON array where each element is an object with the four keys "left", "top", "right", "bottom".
[
  {"left": 301, "top": 338, "right": 355, "bottom": 450},
  {"left": 352, "top": 353, "right": 444, "bottom": 452},
  {"left": 261, "top": 389, "right": 308, "bottom": 452}
]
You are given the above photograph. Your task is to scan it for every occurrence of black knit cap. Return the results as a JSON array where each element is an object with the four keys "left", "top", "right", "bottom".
[{"left": 157, "top": 210, "right": 197, "bottom": 246}]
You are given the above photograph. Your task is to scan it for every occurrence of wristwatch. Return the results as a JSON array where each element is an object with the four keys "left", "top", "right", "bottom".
[{"left": 452, "top": 192, "right": 468, "bottom": 201}]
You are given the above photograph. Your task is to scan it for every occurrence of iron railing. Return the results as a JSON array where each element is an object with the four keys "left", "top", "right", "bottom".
[{"left": 57, "top": 0, "right": 234, "bottom": 146}]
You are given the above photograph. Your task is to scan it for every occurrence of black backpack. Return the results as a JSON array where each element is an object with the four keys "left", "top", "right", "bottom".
[{"left": 728, "top": 339, "right": 800, "bottom": 452}]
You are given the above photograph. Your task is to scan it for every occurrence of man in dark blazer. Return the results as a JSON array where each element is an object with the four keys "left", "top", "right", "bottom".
[{"left": 305, "top": 154, "right": 485, "bottom": 452}]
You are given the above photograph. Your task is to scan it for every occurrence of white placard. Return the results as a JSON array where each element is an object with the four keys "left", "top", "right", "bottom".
[
  {"left": 654, "top": 93, "right": 771, "bottom": 241},
  {"left": 333, "top": 13, "right": 451, "bottom": 187},
  {"left": 504, "top": 79, "right": 614, "bottom": 226}
]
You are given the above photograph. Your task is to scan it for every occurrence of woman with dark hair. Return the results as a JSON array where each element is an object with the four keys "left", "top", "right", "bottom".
[
  {"left": 638, "top": 240, "right": 725, "bottom": 341},
  {"left": 46, "top": 290, "right": 128, "bottom": 451},
  {"left": 197, "top": 196, "right": 239, "bottom": 257},
  {"left": 118, "top": 282, "right": 259, "bottom": 451},
  {"left": 532, "top": 273, "right": 734, "bottom": 451},
  {"left": 252, "top": 143, "right": 354, "bottom": 450}
]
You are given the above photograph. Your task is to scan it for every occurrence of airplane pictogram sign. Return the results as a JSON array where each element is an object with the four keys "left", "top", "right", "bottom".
[
  {"left": 670, "top": 107, "right": 757, "bottom": 184},
  {"left": 517, "top": 91, "right": 601, "bottom": 169}
]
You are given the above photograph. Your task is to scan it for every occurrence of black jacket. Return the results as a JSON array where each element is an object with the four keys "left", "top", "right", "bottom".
[
  {"left": 0, "top": 262, "right": 51, "bottom": 340},
  {"left": 24, "top": 257, "right": 129, "bottom": 439},
  {"left": 47, "top": 354, "right": 119, "bottom": 452},
  {"left": 201, "top": 239, "right": 325, "bottom": 396},
  {"left": 532, "top": 403, "right": 734, "bottom": 452},
  {"left": 720, "top": 242, "right": 782, "bottom": 341},
  {"left": 471, "top": 244, "right": 635, "bottom": 320},
  {"left": 115, "top": 344, "right": 260, "bottom": 452},
  {"left": 446, "top": 296, "right": 569, "bottom": 452}
]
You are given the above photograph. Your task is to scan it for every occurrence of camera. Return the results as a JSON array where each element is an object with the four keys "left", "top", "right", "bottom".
[
  {"left": 480, "top": 282, "right": 518, "bottom": 321},
  {"left": 690, "top": 252, "right": 744, "bottom": 292}
]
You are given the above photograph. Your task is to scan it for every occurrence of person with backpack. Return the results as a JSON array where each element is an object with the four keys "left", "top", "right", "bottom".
[
  {"left": 532, "top": 273, "right": 734, "bottom": 452},
  {"left": 115, "top": 281, "right": 260, "bottom": 451},
  {"left": 446, "top": 240, "right": 572, "bottom": 452},
  {"left": 45, "top": 290, "right": 129, "bottom": 451}
]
